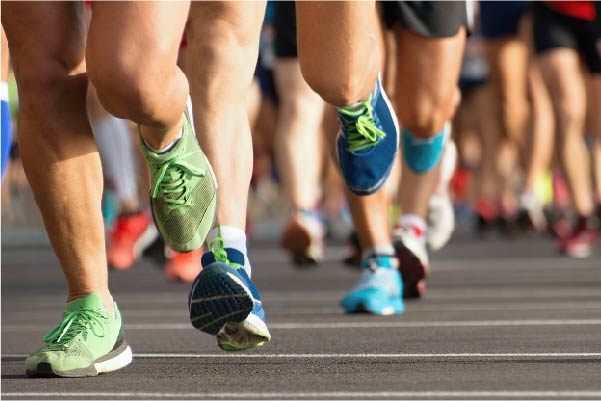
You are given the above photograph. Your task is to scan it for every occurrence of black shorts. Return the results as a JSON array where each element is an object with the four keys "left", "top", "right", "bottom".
[
  {"left": 273, "top": 1, "right": 297, "bottom": 59},
  {"left": 381, "top": 1, "right": 469, "bottom": 38},
  {"left": 479, "top": 1, "right": 528, "bottom": 39},
  {"left": 532, "top": 2, "right": 601, "bottom": 74}
]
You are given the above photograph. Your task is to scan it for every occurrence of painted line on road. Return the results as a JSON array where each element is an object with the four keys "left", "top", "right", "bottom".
[
  {"left": 3, "top": 352, "right": 601, "bottom": 360},
  {"left": 3, "top": 391, "right": 601, "bottom": 399},
  {"left": 3, "top": 319, "right": 601, "bottom": 332}
]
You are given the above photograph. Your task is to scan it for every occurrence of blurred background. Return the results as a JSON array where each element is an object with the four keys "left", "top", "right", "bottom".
[{"left": 2, "top": 0, "right": 600, "bottom": 277}]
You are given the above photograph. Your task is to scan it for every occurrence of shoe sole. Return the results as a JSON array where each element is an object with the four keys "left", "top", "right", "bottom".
[
  {"left": 26, "top": 340, "right": 132, "bottom": 378},
  {"left": 189, "top": 265, "right": 254, "bottom": 335},
  {"left": 217, "top": 314, "right": 271, "bottom": 351},
  {"left": 281, "top": 221, "right": 319, "bottom": 266},
  {"left": 395, "top": 241, "right": 428, "bottom": 299}
]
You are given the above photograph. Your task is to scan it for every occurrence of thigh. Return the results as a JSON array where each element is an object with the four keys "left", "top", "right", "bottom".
[
  {"left": 1, "top": 2, "right": 86, "bottom": 87},
  {"left": 86, "top": 1, "right": 189, "bottom": 79}
]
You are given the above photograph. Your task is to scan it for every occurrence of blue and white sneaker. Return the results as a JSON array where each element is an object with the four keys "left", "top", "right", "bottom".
[
  {"left": 188, "top": 234, "right": 271, "bottom": 351},
  {"left": 341, "top": 255, "right": 404, "bottom": 315},
  {"left": 336, "top": 76, "right": 399, "bottom": 195}
]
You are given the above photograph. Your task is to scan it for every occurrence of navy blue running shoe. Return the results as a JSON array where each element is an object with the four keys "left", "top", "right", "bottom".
[
  {"left": 336, "top": 76, "right": 399, "bottom": 195},
  {"left": 188, "top": 232, "right": 270, "bottom": 351}
]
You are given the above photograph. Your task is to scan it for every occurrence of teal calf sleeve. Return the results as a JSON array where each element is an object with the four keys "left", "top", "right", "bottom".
[{"left": 402, "top": 124, "right": 449, "bottom": 173}]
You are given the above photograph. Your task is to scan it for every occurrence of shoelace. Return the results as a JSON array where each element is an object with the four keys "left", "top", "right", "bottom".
[
  {"left": 209, "top": 227, "right": 244, "bottom": 270},
  {"left": 210, "top": 227, "right": 231, "bottom": 265},
  {"left": 44, "top": 308, "right": 109, "bottom": 350},
  {"left": 339, "top": 98, "right": 386, "bottom": 152},
  {"left": 151, "top": 154, "right": 206, "bottom": 206}
]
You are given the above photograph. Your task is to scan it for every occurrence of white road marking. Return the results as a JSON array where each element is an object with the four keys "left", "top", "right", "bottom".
[
  {"left": 3, "top": 352, "right": 601, "bottom": 359},
  {"left": 3, "top": 318, "right": 601, "bottom": 332},
  {"left": 3, "top": 391, "right": 601, "bottom": 399}
]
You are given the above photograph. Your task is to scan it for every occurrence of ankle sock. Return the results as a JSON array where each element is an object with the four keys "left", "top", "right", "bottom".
[
  {"left": 362, "top": 244, "right": 395, "bottom": 261},
  {"left": 143, "top": 127, "right": 183, "bottom": 154},
  {"left": 206, "top": 226, "right": 251, "bottom": 277}
]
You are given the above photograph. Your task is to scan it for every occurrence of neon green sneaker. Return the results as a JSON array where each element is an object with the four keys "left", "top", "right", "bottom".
[
  {"left": 139, "top": 107, "right": 217, "bottom": 252},
  {"left": 25, "top": 293, "right": 132, "bottom": 377}
]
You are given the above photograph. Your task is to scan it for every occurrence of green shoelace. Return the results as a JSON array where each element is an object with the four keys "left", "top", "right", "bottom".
[
  {"left": 44, "top": 309, "right": 109, "bottom": 350},
  {"left": 209, "top": 227, "right": 242, "bottom": 269},
  {"left": 151, "top": 153, "right": 206, "bottom": 206},
  {"left": 339, "top": 97, "right": 386, "bottom": 153}
]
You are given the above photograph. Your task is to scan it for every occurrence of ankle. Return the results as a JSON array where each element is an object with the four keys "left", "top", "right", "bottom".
[
  {"left": 67, "top": 290, "right": 114, "bottom": 316},
  {"left": 206, "top": 226, "right": 251, "bottom": 276}
]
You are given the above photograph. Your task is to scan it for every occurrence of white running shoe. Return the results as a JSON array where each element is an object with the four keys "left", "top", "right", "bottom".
[{"left": 427, "top": 138, "right": 457, "bottom": 251}]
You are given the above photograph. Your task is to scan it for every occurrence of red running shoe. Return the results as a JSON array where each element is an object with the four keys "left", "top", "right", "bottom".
[
  {"left": 557, "top": 217, "right": 597, "bottom": 258},
  {"left": 165, "top": 246, "right": 204, "bottom": 282},
  {"left": 107, "top": 211, "right": 158, "bottom": 270}
]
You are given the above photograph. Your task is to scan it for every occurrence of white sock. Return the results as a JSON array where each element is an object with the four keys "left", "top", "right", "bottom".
[
  {"left": 206, "top": 226, "right": 251, "bottom": 277},
  {"left": 0, "top": 82, "right": 8, "bottom": 102},
  {"left": 362, "top": 244, "right": 395, "bottom": 261},
  {"left": 400, "top": 214, "right": 427, "bottom": 232},
  {"left": 91, "top": 116, "right": 139, "bottom": 203},
  {"left": 143, "top": 127, "right": 183, "bottom": 154}
]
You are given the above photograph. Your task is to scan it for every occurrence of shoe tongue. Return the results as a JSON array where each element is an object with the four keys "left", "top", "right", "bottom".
[{"left": 65, "top": 293, "right": 103, "bottom": 313}]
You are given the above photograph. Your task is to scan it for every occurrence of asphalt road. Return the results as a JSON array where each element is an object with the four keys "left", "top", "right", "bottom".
[{"left": 2, "top": 234, "right": 601, "bottom": 400}]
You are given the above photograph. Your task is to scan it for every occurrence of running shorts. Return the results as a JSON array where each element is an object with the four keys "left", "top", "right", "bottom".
[
  {"left": 381, "top": 1, "right": 469, "bottom": 38},
  {"left": 532, "top": 2, "right": 601, "bottom": 74},
  {"left": 479, "top": 1, "right": 528, "bottom": 39},
  {"left": 273, "top": 1, "right": 297, "bottom": 59}
]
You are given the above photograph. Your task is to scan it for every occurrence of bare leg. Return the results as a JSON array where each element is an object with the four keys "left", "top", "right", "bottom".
[
  {"left": 395, "top": 27, "right": 466, "bottom": 218},
  {"left": 186, "top": 1, "right": 265, "bottom": 230},
  {"left": 273, "top": 59, "right": 324, "bottom": 211},
  {"left": 588, "top": 76, "right": 601, "bottom": 202},
  {"left": 296, "top": 1, "right": 381, "bottom": 106},
  {"left": 86, "top": 2, "right": 190, "bottom": 151},
  {"left": 538, "top": 49, "right": 593, "bottom": 216},
  {"left": 2, "top": 2, "right": 111, "bottom": 309}
]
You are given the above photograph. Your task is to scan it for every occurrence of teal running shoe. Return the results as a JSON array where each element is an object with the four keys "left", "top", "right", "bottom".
[
  {"left": 188, "top": 231, "right": 271, "bottom": 351},
  {"left": 25, "top": 293, "right": 132, "bottom": 377},
  {"left": 139, "top": 106, "right": 217, "bottom": 253},
  {"left": 341, "top": 256, "right": 404, "bottom": 315}
]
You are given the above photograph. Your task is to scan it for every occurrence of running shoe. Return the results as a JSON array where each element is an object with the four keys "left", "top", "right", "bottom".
[
  {"left": 427, "top": 139, "right": 457, "bottom": 251},
  {"left": 165, "top": 246, "right": 204, "bottom": 282},
  {"left": 341, "top": 255, "right": 404, "bottom": 315},
  {"left": 393, "top": 222, "right": 429, "bottom": 299},
  {"left": 107, "top": 211, "right": 158, "bottom": 270},
  {"left": 514, "top": 191, "right": 547, "bottom": 233},
  {"left": 336, "top": 76, "right": 399, "bottom": 195},
  {"left": 557, "top": 217, "right": 597, "bottom": 258},
  {"left": 25, "top": 293, "right": 132, "bottom": 377},
  {"left": 139, "top": 106, "right": 217, "bottom": 253},
  {"left": 281, "top": 210, "right": 324, "bottom": 266},
  {"left": 188, "top": 232, "right": 270, "bottom": 351}
]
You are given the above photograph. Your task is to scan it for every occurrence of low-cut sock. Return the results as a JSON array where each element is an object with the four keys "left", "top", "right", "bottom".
[
  {"left": 400, "top": 214, "right": 427, "bottom": 246},
  {"left": 362, "top": 244, "right": 395, "bottom": 261},
  {"left": 91, "top": 115, "right": 139, "bottom": 203},
  {"left": 143, "top": 127, "right": 183, "bottom": 154},
  {"left": 206, "top": 226, "right": 251, "bottom": 277}
]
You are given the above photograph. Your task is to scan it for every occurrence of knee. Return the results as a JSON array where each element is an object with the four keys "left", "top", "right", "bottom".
[
  {"left": 88, "top": 57, "right": 168, "bottom": 123},
  {"left": 300, "top": 65, "right": 367, "bottom": 107},
  {"left": 187, "top": 6, "right": 260, "bottom": 75},
  {"left": 398, "top": 93, "right": 451, "bottom": 138}
]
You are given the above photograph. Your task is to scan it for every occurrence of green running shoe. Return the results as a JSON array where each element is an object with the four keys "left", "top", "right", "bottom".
[
  {"left": 139, "top": 107, "right": 217, "bottom": 252},
  {"left": 25, "top": 293, "right": 132, "bottom": 378}
]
